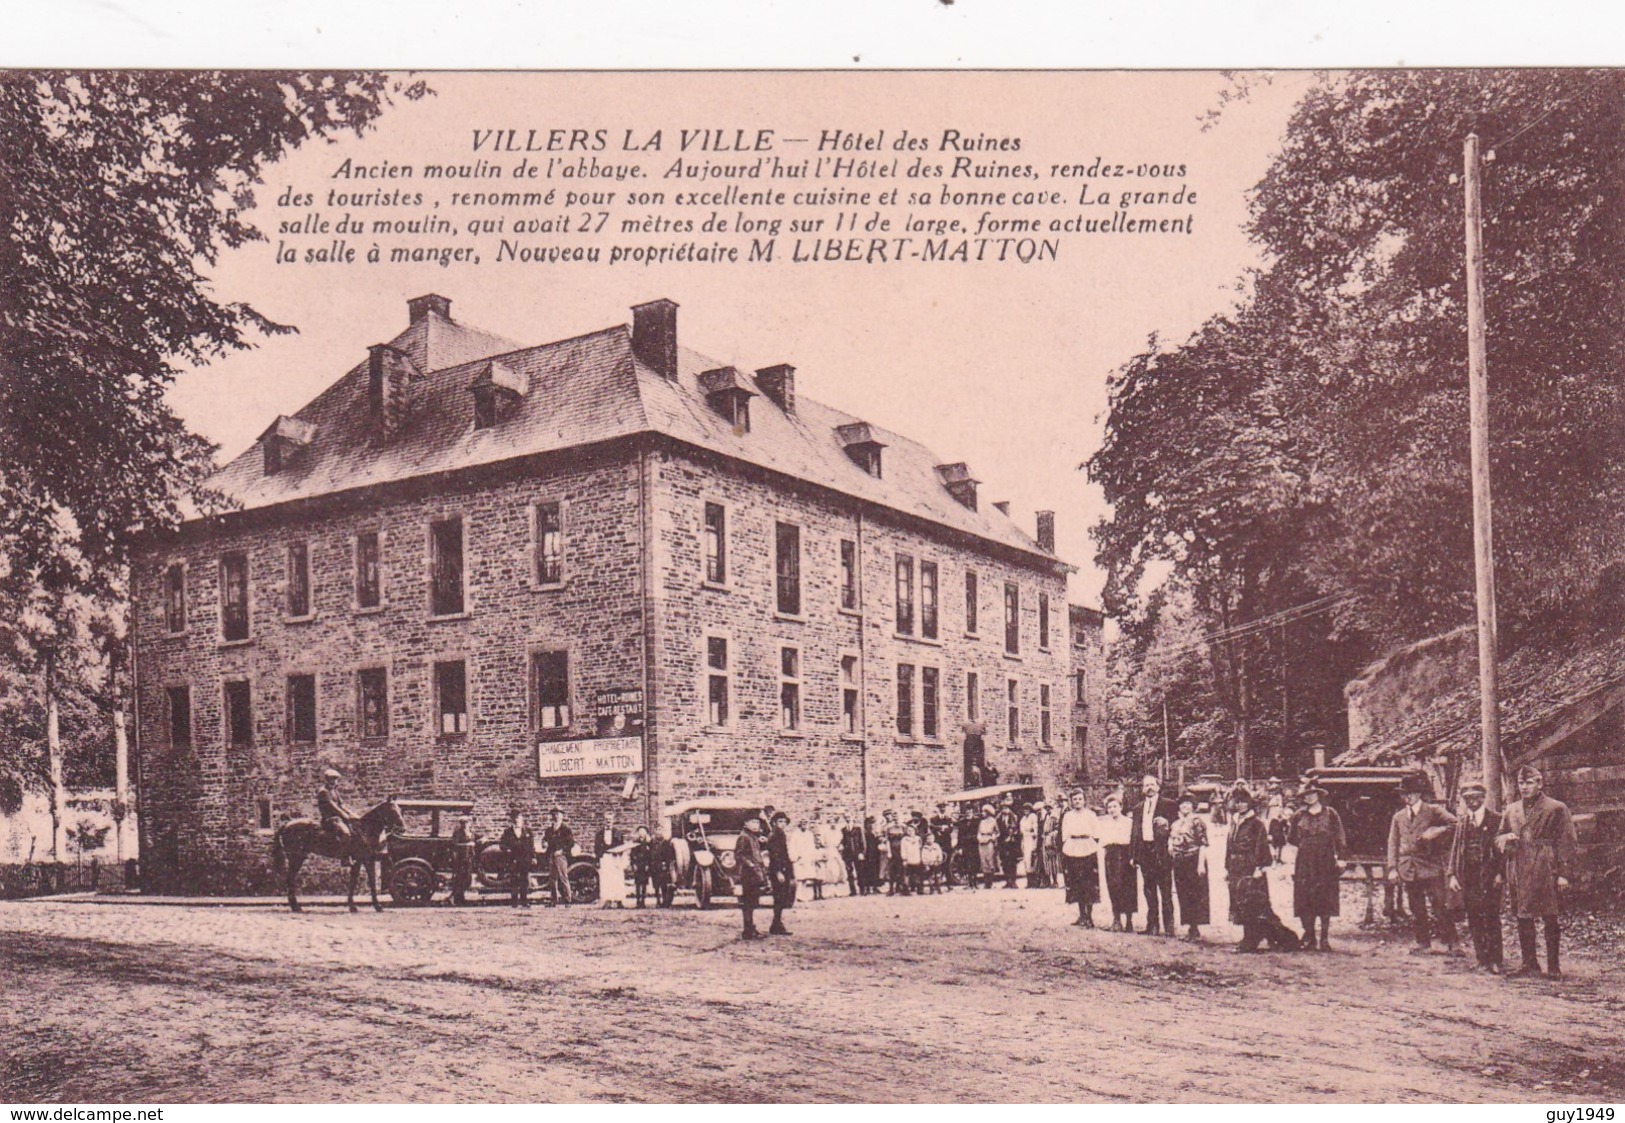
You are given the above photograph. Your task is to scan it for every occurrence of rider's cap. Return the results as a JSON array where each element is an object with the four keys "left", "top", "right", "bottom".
[{"left": 322, "top": 768, "right": 342, "bottom": 780}]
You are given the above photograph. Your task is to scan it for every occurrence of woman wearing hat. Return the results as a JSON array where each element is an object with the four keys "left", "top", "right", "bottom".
[
  {"left": 1289, "top": 781, "right": 1348, "bottom": 951},
  {"left": 1168, "top": 795, "right": 1210, "bottom": 941}
]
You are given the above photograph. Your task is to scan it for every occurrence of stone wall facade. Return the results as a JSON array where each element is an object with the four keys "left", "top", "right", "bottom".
[{"left": 134, "top": 439, "right": 1077, "bottom": 892}]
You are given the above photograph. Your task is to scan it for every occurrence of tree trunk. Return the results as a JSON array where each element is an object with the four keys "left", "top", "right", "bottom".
[{"left": 114, "top": 708, "right": 129, "bottom": 865}]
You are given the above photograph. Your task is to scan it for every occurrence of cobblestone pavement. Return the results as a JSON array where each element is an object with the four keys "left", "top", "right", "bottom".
[{"left": 3, "top": 871, "right": 1622, "bottom": 1103}]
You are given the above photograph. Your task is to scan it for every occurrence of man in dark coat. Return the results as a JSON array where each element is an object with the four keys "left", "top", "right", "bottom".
[
  {"left": 735, "top": 815, "right": 769, "bottom": 939},
  {"left": 652, "top": 821, "right": 678, "bottom": 908},
  {"left": 957, "top": 805, "right": 981, "bottom": 889},
  {"left": 1387, "top": 774, "right": 1460, "bottom": 954},
  {"left": 449, "top": 815, "right": 475, "bottom": 907},
  {"left": 628, "top": 825, "right": 654, "bottom": 908},
  {"left": 930, "top": 804, "right": 957, "bottom": 889},
  {"left": 860, "top": 815, "right": 883, "bottom": 894},
  {"left": 765, "top": 811, "right": 795, "bottom": 935},
  {"left": 1447, "top": 779, "right": 1505, "bottom": 973},
  {"left": 543, "top": 807, "right": 575, "bottom": 905},
  {"left": 840, "top": 816, "right": 867, "bottom": 896},
  {"left": 1497, "top": 765, "right": 1579, "bottom": 978},
  {"left": 996, "top": 796, "right": 1022, "bottom": 888},
  {"left": 1130, "top": 775, "right": 1177, "bottom": 935},
  {"left": 499, "top": 809, "right": 535, "bottom": 908}
]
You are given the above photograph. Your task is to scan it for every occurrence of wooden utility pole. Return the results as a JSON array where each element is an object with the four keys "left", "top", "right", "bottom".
[{"left": 1464, "top": 133, "right": 1505, "bottom": 809}]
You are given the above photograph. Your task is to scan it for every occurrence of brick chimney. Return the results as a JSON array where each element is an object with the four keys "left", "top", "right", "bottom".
[
  {"left": 1036, "top": 511, "right": 1056, "bottom": 553},
  {"left": 368, "top": 343, "right": 424, "bottom": 440},
  {"left": 408, "top": 294, "right": 452, "bottom": 324},
  {"left": 631, "top": 299, "right": 679, "bottom": 381},
  {"left": 756, "top": 364, "right": 796, "bottom": 414}
]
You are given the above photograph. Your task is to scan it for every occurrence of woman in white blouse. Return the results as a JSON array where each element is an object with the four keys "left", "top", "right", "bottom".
[{"left": 1059, "top": 789, "right": 1101, "bottom": 928}]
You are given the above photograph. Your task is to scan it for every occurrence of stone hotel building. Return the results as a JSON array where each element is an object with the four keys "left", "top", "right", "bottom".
[{"left": 132, "top": 295, "right": 1105, "bottom": 891}]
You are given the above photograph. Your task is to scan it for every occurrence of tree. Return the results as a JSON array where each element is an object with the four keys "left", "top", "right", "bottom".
[
  {"left": 0, "top": 71, "right": 425, "bottom": 816},
  {"left": 67, "top": 817, "right": 111, "bottom": 868},
  {"left": 0, "top": 71, "right": 426, "bottom": 597},
  {"left": 1089, "top": 71, "right": 1625, "bottom": 778}
]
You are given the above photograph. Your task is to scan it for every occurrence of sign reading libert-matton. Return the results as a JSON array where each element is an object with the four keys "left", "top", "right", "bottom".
[{"left": 537, "top": 735, "right": 645, "bottom": 779}]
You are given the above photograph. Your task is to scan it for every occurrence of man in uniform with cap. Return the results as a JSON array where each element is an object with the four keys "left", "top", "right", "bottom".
[
  {"left": 765, "top": 810, "right": 795, "bottom": 935},
  {"left": 735, "top": 814, "right": 769, "bottom": 939},
  {"left": 499, "top": 808, "right": 535, "bottom": 908},
  {"left": 316, "top": 768, "right": 358, "bottom": 845},
  {"left": 1387, "top": 773, "right": 1460, "bottom": 955},
  {"left": 1447, "top": 779, "right": 1506, "bottom": 973},
  {"left": 1496, "top": 765, "right": 1578, "bottom": 978}
]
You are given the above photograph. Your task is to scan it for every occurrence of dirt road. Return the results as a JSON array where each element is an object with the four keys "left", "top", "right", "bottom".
[{"left": 3, "top": 886, "right": 1621, "bottom": 1103}]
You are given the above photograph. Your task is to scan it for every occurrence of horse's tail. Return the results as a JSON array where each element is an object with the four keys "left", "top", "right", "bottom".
[{"left": 272, "top": 826, "right": 285, "bottom": 874}]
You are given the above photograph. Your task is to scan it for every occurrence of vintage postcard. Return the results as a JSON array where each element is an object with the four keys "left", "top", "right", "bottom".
[{"left": 1, "top": 67, "right": 1621, "bottom": 1106}]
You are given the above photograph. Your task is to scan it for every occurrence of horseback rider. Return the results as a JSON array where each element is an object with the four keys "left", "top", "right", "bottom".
[{"left": 316, "top": 768, "right": 360, "bottom": 845}]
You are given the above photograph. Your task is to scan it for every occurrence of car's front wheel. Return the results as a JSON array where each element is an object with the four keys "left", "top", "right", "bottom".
[{"left": 695, "top": 867, "right": 713, "bottom": 910}]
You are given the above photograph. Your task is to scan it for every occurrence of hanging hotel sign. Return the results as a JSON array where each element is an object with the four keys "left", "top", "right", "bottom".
[
  {"left": 593, "top": 687, "right": 645, "bottom": 735},
  {"left": 538, "top": 735, "right": 644, "bottom": 779}
]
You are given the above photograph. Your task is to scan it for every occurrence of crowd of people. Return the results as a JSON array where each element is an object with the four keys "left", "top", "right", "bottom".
[{"left": 434, "top": 764, "right": 1581, "bottom": 979}]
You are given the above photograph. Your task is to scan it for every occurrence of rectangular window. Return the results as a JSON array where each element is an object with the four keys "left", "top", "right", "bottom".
[
  {"left": 921, "top": 666, "right": 940, "bottom": 740},
  {"left": 534, "top": 502, "right": 564, "bottom": 585},
  {"left": 896, "top": 663, "right": 915, "bottom": 738},
  {"left": 1074, "top": 668, "right": 1087, "bottom": 705},
  {"left": 287, "top": 541, "right": 311, "bottom": 618},
  {"left": 839, "top": 538, "right": 858, "bottom": 611},
  {"left": 1004, "top": 582, "right": 1020, "bottom": 655},
  {"left": 966, "top": 671, "right": 980, "bottom": 723},
  {"left": 1039, "top": 592, "right": 1051, "bottom": 649},
  {"left": 1007, "top": 678, "right": 1020, "bottom": 743},
  {"left": 779, "top": 646, "right": 801, "bottom": 731},
  {"left": 895, "top": 554, "right": 915, "bottom": 635},
  {"left": 964, "top": 570, "right": 978, "bottom": 635},
  {"left": 531, "top": 651, "right": 571, "bottom": 734},
  {"left": 430, "top": 518, "right": 465, "bottom": 616},
  {"left": 841, "top": 654, "right": 860, "bottom": 735},
  {"left": 224, "top": 680, "right": 253, "bottom": 747},
  {"left": 287, "top": 674, "right": 317, "bottom": 744},
  {"left": 703, "top": 502, "right": 727, "bottom": 584},
  {"left": 775, "top": 522, "right": 801, "bottom": 615},
  {"left": 705, "top": 637, "right": 730, "bottom": 727},
  {"left": 255, "top": 796, "right": 275, "bottom": 833},
  {"left": 358, "top": 668, "right": 389, "bottom": 740},
  {"left": 1076, "top": 725, "right": 1090, "bottom": 774},
  {"left": 164, "top": 564, "right": 186, "bottom": 633},
  {"left": 920, "top": 561, "right": 939, "bottom": 640},
  {"left": 473, "top": 391, "right": 497, "bottom": 431},
  {"left": 355, "top": 531, "right": 382, "bottom": 609},
  {"left": 1040, "top": 683, "right": 1052, "bottom": 747},
  {"left": 436, "top": 660, "right": 469, "bottom": 736},
  {"left": 220, "top": 551, "right": 249, "bottom": 642},
  {"left": 166, "top": 686, "right": 191, "bottom": 748}
]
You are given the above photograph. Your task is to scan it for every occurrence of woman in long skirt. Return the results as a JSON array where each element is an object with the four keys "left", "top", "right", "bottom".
[
  {"left": 1169, "top": 796, "right": 1211, "bottom": 940},
  {"left": 1059, "top": 789, "right": 1101, "bottom": 927},
  {"left": 1288, "top": 782, "right": 1347, "bottom": 950},
  {"left": 1098, "top": 792, "right": 1136, "bottom": 930}
]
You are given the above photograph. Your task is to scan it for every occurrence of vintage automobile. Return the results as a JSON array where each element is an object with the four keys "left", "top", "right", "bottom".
[
  {"left": 664, "top": 798, "right": 765, "bottom": 909},
  {"left": 382, "top": 799, "right": 476, "bottom": 905},
  {"left": 473, "top": 827, "right": 601, "bottom": 904},
  {"left": 1182, "top": 774, "right": 1230, "bottom": 815}
]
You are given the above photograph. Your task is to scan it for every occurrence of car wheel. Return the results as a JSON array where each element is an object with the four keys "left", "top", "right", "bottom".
[
  {"left": 695, "top": 867, "right": 713, "bottom": 910},
  {"left": 388, "top": 860, "right": 436, "bottom": 906},
  {"left": 474, "top": 842, "right": 511, "bottom": 889},
  {"left": 568, "top": 862, "right": 599, "bottom": 904}
]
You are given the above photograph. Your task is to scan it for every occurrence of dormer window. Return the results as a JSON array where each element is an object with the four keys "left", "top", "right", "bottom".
[
  {"left": 699, "top": 367, "right": 756, "bottom": 435},
  {"left": 837, "top": 421, "right": 887, "bottom": 478},
  {"left": 258, "top": 416, "right": 316, "bottom": 477},
  {"left": 469, "top": 360, "right": 527, "bottom": 431},
  {"left": 935, "top": 462, "right": 979, "bottom": 510}
]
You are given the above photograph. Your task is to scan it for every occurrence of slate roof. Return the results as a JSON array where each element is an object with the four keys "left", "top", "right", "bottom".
[
  {"left": 195, "top": 304, "right": 1068, "bottom": 569},
  {"left": 1336, "top": 633, "right": 1625, "bottom": 768}
]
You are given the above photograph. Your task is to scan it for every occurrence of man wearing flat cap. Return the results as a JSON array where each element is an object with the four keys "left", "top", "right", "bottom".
[
  {"left": 316, "top": 767, "right": 358, "bottom": 844},
  {"left": 1448, "top": 779, "right": 1506, "bottom": 973},
  {"left": 1387, "top": 773, "right": 1460, "bottom": 955},
  {"left": 544, "top": 807, "right": 575, "bottom": 905},
  {"left": 1496, "top": 766, "right": 1578, "bottom": 978},
  {"left": 765, "top": 811, "right": 795, "bottom": 935},
  {"left": 735, "top": 815, "right": 769, "bottom": 939}
]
